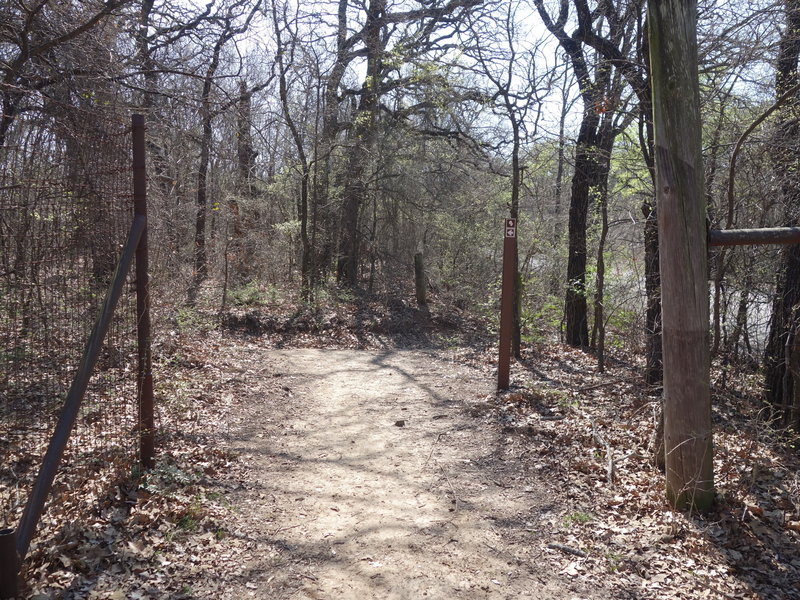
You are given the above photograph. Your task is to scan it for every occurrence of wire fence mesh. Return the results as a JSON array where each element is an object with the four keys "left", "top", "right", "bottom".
[{"left": 0, "top": 86, "right": 140, "bottom": 546}]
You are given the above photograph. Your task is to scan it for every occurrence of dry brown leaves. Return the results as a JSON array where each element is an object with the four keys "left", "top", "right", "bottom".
[
  {"left": 465, "top": 342, "right": 800, "bottom": 600},
  {"left": 9, "top": 293, "right": 800, "bottom": 599},
  {"left": 11, "top": 328, "right": 280, "bottom": 599}
]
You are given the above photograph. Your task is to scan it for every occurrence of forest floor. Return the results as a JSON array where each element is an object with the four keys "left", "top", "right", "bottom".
[{"left": 16, "top": 291, "right": 800, "bottom": 599}]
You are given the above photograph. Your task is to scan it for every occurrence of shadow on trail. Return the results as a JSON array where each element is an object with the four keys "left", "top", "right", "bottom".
[{"left": 221, "top": 347, "right": 577, "bottom": 598}]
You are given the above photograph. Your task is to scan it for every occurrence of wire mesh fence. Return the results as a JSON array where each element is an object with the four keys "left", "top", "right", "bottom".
[{"left": 0, "top": 86, "right": 140, "bottom": 548}]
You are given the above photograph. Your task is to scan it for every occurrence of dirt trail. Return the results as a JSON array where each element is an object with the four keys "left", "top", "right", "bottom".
[{"left": 218, "top": 348, "right": 602, "bottom": 599}]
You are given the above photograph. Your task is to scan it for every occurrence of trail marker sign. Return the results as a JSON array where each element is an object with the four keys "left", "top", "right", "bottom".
[
  {"left": 498, "top": 218, "right": 517, "bottom": 390},
  {"left": 505, "top": 219, "right": 516, "bottom": 238}
]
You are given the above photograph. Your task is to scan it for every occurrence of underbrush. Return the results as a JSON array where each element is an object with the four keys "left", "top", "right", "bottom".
[
  {"left": 214, "top": 280, "right": 495, "bottom": 351},
  {"left": 464, "top": 342, "right": 800, "bottom": 599},
  {"left": 11, "top": 278, "right": 799, "bottom": 599},
  {"left": 14, "top": 327, "right": 257, "bottom": 599}
]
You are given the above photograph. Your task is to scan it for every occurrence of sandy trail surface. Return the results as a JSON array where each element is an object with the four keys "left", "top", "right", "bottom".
[{"left": 216, "top": 348, "right": 601, "bottom": 599}]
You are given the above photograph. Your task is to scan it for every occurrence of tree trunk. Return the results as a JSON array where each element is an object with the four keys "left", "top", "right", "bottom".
[
  {"left": 414, "top": 252, "right": 427, "bottom": 307},
  {"left": 648, "top": 0, "right": 714, "bottom": 512},
  {"left": 316, "top": 0, "right": 350, "bottom": 280},
  {"left": 187, "top": 15, "right": 241, "bottom": 305},
  {"left": 565, "top": 103, "right": 616, "bottom": 349},
  {"left": 766, "top": 245, "right": 800, "bottom": 422},
  {"left": 236, "top": 80, "right": 256, "bottom": 203},
  {"left": 337, "top": 0, "right": 385, "bottom": 286},
  {"left": 226, "top": 80, "right": 254, "bottom": 285},
  {"left": 188, "top": 89, "right": 213, "bottom": 305},
  {"left": 592, "top": 185, "right": 609, "bottom": 372},
  {"left": 337, "top": 144, "right": 368, "bottom": 286},
  {"left": 764, "top": 0, "right": 800, "bottom": 425},
  {"left": 564, "top": 106, "right": 600, "bottom": 348},
  {"left": 272, "top": 1, "right": 312, "bottom": 299}
]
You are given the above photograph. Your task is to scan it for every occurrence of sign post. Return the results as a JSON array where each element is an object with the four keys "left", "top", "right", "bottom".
[{"left": 498, "top": 218, "right": 516, "bottom": 390}]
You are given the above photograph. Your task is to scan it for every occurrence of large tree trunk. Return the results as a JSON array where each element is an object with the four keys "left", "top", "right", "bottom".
[
  {"left": 315, "top": 0, "right": 349, "bottom": 280},
  {"left": 564, "top": 105, "right": 600, "bottom": 347},
  {"left": 272, "top": 1, "right": 312, "bottom": 298},
  {"left": 564, "top": 103, "right": 615, "bottom": 348},
  {"left": 649, "top": 0, "right": 714, "bottom": 512},
  {"left": 337, "top": 142, "right": 369, "bottom": 286},
  {"left": 337, "top": 0, "right": 385, "bottom": 286},
  {"left": 764, "top": 0, "right": 800, "bottom": 428}
]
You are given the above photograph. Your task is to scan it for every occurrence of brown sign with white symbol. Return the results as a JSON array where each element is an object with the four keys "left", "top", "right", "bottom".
[{"left": 498, "top": 217, "right": 517, "bottom": 390}]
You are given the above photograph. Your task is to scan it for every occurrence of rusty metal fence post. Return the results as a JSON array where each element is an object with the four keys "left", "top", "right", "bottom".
[
  {"left": 0, "top": 529, "right": 18, "bottom": 598},
  {"left": 133, "top": 114, "right": 155, "bottom": 469},
  {"left": 0, "top": 115, "right": 154, "bottom": 597},
  {"left": 14, "top": 215, "right": 146, "bottom": 561}
]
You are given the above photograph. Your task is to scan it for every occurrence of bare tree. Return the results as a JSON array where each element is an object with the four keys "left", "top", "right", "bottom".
[
  {"left": 764, "top": 0, "right": 800, "bottom": 427},
  {"left": 270, "top": 0, "right": 314, "bottom": 298},
  {"left": 329, "top": 0, "right": 483, "bottom": 286},
  {"left": 465, "top": 1, "right": 550, "bottom": 358},
  {"left": 187, "top": 0, "right": 261, "bottom": 306},
  {"left": 0, "top": 0, "right": 129, "bottom": 147},
  {"left": 540, "top": 0, "right": 663, "bottom": 385},
  {"left": 533, "top": 0, "right": 633, "bottom": 349}
]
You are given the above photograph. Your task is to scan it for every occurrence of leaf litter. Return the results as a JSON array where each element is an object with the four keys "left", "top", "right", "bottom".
[{"left": 4, "top": 293, "right": 799, "bottom": 598}]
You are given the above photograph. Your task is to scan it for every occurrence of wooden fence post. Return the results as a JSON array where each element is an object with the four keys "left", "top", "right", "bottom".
[{"left": 649, "top": 0, "right": 714, "bottom": 511}]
